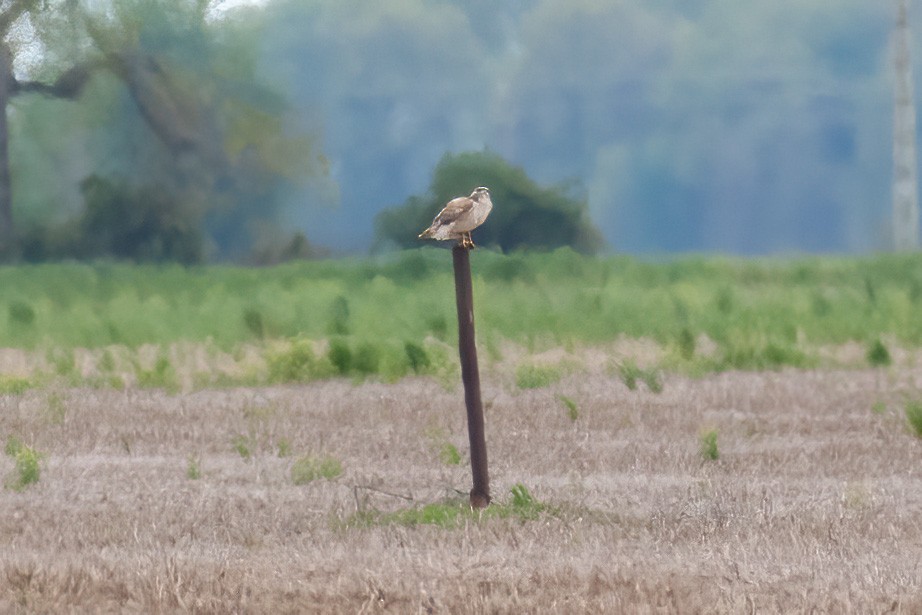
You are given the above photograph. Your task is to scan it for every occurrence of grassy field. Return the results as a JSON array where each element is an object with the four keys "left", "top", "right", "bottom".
[
  {"left": 1, "top": 249, "right": 922, "bottom": 390},
  {"left": 2, "top": 251, "right": 922, "bottom": 611},
  {"left": 2, "top": 368, "right": 922, "bottom": 612}
]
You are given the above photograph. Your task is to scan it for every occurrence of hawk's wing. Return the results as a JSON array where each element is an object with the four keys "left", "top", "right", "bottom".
[{"left": 433, "top": 196, "right": 474, "bottom": 227}]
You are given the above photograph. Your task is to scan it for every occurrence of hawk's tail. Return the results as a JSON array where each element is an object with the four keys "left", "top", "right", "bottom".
[{"left": 418, "top": 228, "right": 432, "bottom": 239}]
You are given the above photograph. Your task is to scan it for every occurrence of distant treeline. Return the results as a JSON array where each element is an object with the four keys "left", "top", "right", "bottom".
[{"left": 4, "top": 0, "right": 907, "bottom": 262}]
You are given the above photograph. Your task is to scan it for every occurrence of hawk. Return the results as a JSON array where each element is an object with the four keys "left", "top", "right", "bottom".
[{"left": 418, "top": 187, "right": 493, "bottom": 249}]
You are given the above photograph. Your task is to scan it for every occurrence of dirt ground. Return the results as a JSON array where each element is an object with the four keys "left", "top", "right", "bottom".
[{"left": 2, "top": 366, "right": 922, "bottom": 613}]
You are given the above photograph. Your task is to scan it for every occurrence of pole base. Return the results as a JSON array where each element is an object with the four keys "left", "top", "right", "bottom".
[{"left": 469, "top": 490, "right": 491, "bottom": 509}]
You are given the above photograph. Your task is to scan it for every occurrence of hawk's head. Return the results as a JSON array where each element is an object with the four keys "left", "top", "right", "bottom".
[{"left": 470, "top": 187, "right": 490, "bottom": 201}]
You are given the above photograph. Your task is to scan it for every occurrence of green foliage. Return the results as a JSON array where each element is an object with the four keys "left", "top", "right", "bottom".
[
  {"left": 906, "top": 400, "right": 922, "bottom": 438},
  {"left": 700, "top": 428, "right": 720, "bottom": 461},
  {"left": 327, "top": 339, "right": 353, "bottom": 375},
  {"left": 232, "top": 434, "right": 253, "bottom": 460},
  {"left": 617, "top": 361, "right": 662, "bottom": 393},
  {"left": 559, "top": 394, "right": 579, "bottom": 421},
  {"left": 347, "top": 484, "right": 548, "bottom": 529},
  {"left": 374, "top": 150, "right": 604, "bottom": 253},
  {"left": 678, "top": 328, "right": 696, "bottom": 360},
  {"left": 328, "top": 296, "right": 351, "bottom": 335},
  {"left": 404, "top": 341, "right": 431, "bottom": 374},
  {"left": 508, "top": 483, "right": 545, "bottom": 520},
  {"left": 710, "top": 340, "right": 812, "bottom": 372},
  {"left": 1, "top": 254, "right": 922, "bottom": 380},
  {"left": 0, "top": 376, "right": 34, "bottom": 395},
  {"left": 13, "top": 0, "right": 326, "bottom": 265},
  {"left": 48, "top": 348, "right": 76, "bottom": 378},
  {"left": 4, "top": 437, "right": 43, "bottom": 491},
  {"left": 866, "top": 339, "right": 892, "bottom": 367},
  {"left": 277, "top": 438, "right": 292, "bottom": 458},
  {"left": 136, "top": 355, "right": 179, "bottom": 392},
  {"left": 291, "top": 454, "right": 343, "bottom": 485},
  {"left": 515, "top": 363, "right": 564, "bottom": 389},
  {"left": 352, "top": 342, "right": 381, "bottom": 376},
  {"left": 8, "top": 301, "right": 36, "bottom": 326},
  {"left": 266, "top": 338, "right": 330, "bottom": 383},
  {"left": 186, "top": 455, "right": 201, "bottom": 480},
  {"left": 243, "top": 308, "right": 265, "bottom": 338},
  {"left": 438, "top": 442, "right": 462, "bottom": 466}
]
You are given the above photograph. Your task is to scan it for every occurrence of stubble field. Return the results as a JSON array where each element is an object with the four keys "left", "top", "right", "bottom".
[{"left": 3, "top": 363, "right": 922, "bottom": 613}]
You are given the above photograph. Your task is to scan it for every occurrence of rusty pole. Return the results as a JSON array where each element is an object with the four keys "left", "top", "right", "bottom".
[{"left": 452, "top": 244, "right": 490, "bottom": 508}]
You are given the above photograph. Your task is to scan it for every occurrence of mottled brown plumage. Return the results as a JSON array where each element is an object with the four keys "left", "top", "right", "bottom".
[{"left": 418, "top": 187, "right": 493, "bottom": 249}]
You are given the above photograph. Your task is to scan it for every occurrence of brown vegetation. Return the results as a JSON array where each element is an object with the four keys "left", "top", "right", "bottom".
[{"left": 2, "top": 367, "right": 921, "bottom": 613}]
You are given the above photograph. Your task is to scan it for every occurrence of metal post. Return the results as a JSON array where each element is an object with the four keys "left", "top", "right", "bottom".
[{"left": 452, "top": 244, "right": 490, "bottom": 508}]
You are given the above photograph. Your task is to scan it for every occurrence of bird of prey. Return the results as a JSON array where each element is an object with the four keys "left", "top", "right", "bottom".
[{"left": 418, "top": 187, "right": 493, "bottom": 249}]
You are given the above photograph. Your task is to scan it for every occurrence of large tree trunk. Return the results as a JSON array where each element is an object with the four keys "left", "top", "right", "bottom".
[
  {"left": 893, "top": 0, "right": 920, "bottom": 251},
  {"left": 0, "top": 42, "right": 14, "bottom": 255}
]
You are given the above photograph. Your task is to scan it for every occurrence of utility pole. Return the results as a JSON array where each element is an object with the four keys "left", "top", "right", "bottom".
[{"left": 893, "top": 0, "right": 920, "bottom": 251}]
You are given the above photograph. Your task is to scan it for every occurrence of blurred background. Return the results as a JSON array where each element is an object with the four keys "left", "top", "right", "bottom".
[{"left": 0, "top": 0, "right": 913, "bottom": 261}]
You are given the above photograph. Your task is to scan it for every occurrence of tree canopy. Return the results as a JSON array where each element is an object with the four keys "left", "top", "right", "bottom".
[
  {"left": 375, "top": 151, "right": 604, "bottom": 254},
  {"left": 9, "top": 0, "right": 327, "bottom": 263},
  {"left": 0, "top": 0, "right": 912, "bottom": 259}
]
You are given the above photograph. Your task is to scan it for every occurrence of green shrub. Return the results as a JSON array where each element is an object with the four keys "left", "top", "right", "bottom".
[
  {"left": 8, "top": 301, "right": 35, "bottom": 326},
  {"left": 291, "top": 454, "right": 343, "bottom": 485},
  {"left": 404, "top": 341, "right": 431, "bottom": 374},
  {"left": 352, "top": 342, "right": 381, "bottom": 376},
  {"left": 867, "top": 339, "right": 891, "bottom": 367},
  {"left": 267, "top": 338, "right": 326, "bottom": 383},
  {"left": 4, "top": 437, "right": 43, "bottom": 491},
  {"left": 328, "top": 339, "right": 353, "bottom": 375},
  {"left": 700, "top": 428, "right": 720, "bottom": 461}
]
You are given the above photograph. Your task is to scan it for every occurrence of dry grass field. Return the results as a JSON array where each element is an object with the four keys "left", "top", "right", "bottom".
[{"left": 2, "top": 364, "right": 922, "bottom": 613}]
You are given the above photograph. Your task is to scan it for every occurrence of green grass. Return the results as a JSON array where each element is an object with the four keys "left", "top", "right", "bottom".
[
  {"left": 0, "top": 250, "right": 921, "bottom": 383},
  {"left": 438, "top": 442, "right": 462, "bottom": 466},
  {"left": 906, "top": 400, "right": 922, "bottom": 438},
  {"left": 559, "top": 394, "right": 579, "bottom": 421},
  {"left": 700, "top": 428, "right": 720, "bottom": 461},
  {"left": 186, "top": 455, "right": 202, "bottom": 480},
  {"left": 0, "top": 375, "right": 35, "bottom": 395},
  {"left": 291, "top": 454, "right": 343, "bottom": 485},
  {"left": 616, "top": 361, "right": 662, "bottom": 392},
  {"left": 346, "top": 483, "right": 548, "bottom": 529},
  {"left": 515, "top": 363, "right": 565, "bottom": 389},
  {"left": 4, "top": 436, "right": 43, "bottom": 491}
]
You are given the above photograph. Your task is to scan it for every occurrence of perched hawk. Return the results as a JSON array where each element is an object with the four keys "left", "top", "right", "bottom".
[{"left": 418, "top": 187, "right": 493, "bottom": 249}]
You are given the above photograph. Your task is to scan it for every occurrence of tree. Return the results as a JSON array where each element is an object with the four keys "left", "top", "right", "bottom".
[
  {"left": 0, "top": 1, "right": 96, "bottom": 256},
  {"left": 11, "top": 0, "right": 326, "bottom": 262},
  {"left": 374, "top": 150, "right": 604, "bottom": 253}
]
